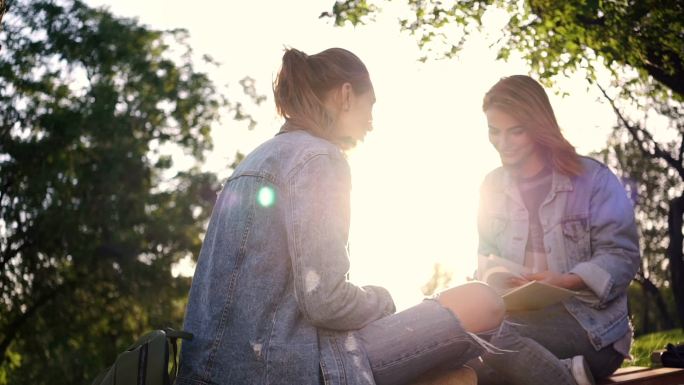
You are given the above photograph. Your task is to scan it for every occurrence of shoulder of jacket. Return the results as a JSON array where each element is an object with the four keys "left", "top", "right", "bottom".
[
  {"left": 576, "top": 155, "right": 613, "bottom": 182},
  {"left": 275, "top": 131, "right": 347, "bottom": 181},
  {"left": 229, "top": 131, "right": 344, "bottom": 185},
  {"left": 482, "top": 166, "right": 505, "bottom": 187},
  {"left": 280, "top": 130, "right": 342, "bottom": 158},
  {"left": 578, "top": 155, "right": 608, "bottom": 170}
]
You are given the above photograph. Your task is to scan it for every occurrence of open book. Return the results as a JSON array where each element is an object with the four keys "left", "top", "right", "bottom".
[{"left": 478, "top": 254, "right": 577, "bottom": 311}]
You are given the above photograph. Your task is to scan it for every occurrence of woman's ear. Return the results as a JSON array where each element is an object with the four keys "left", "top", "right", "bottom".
[
  {"left": 324, "top": 82, "right": 353, "bottom": 115},
  {"left": 340, "top": 82, "right": 352, "bottom": 111}
]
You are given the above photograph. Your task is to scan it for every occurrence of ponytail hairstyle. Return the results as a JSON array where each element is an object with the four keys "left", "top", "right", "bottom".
[
  {"left": 273, "top": 47, "right": 372, "bottom": 142},
  {"left": 482, "top": 75, "right": 583, "bottom": 177}
]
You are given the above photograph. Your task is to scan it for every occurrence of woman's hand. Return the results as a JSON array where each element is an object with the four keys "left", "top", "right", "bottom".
[
  {"left": 521, "top": 271, "right": 587, "bottom": 290},
  {"left": 507, "top": 275, "right": 530, "bottom": 288}
]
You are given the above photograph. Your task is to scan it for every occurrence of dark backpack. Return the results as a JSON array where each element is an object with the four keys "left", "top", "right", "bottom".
[
  {"left": 662, "top": 343, "right": 684, "bottom": 369},
  {"left": 91, "top": 328, "right": 193, "bottom": 385}
]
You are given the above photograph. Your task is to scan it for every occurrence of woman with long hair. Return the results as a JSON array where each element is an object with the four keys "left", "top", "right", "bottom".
[
  {"left": 474, "top": 75, "right": 640, "bottom": 385},
  {"left": 176, "top": 47, "right": 504, "bottom": 385}
]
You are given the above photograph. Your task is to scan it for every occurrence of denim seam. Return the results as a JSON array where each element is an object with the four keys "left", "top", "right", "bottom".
[
  {"left": 263, "top": 291, "right": 283, "bottom": 384},
  {"left": 320, "top": 360, "right": 329, "bottom": 385},
  {"left": 331, "top": 334, "right": 348, "bottom": 385},
  {"left": 285, "top": 151, "right": 336, "bottom": 182},
  {"left": 201, "top": 203, "right": 255, "bottom": 382},
  {"left": 228, "top": 171, "right": 282, "bottom": 187},
  {"left": 288, "top": 169, "right": 307, "bottom": 319}
]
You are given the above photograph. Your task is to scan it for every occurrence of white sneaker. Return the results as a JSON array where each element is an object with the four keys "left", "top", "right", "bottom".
[{"left": 569, "top": 355, "right": 596, "bottom": 385}]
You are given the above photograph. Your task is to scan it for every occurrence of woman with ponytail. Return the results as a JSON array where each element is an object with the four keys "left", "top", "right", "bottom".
[
  {"left": 176, "top": 47, "right": 503, "bottom": 385},
  {"left": 474, "top": 75, "right": 640, "bottom": 385}
]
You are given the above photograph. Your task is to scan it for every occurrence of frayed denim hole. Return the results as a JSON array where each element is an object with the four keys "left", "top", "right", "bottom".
[
  {"left": 493, "top": 319, "right": 527, "bottom": 339},
  {"left": 466, "top": 331, "right": 516, "bottom": 355}
]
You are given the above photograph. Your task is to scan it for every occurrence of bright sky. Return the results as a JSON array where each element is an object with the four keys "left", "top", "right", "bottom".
[{"left": 86, "top": 0, "right": 616, "bottom": 310}]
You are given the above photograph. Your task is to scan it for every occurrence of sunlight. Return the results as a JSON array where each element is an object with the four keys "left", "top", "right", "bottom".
[
  {"left": 85, "top": 0, "right": 615, "bottom": 312},
  {"left": 346, "top": 81, "right": 500, "bottom": 310}
]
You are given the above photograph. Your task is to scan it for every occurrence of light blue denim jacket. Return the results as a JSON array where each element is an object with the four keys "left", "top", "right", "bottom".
[
  {"left": 177, "top": 128, "right": 395, "bottom": 385},
  {"left": 477, "top": 156, "right": 640, "bottom": 351}
]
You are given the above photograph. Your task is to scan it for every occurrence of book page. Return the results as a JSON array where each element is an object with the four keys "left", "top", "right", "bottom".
[
  {"left": 478, "top": 255, "right": 531, "bottom": 295},
  {"left": 477, "top": 254, "right": 577, "bottom": 311}
]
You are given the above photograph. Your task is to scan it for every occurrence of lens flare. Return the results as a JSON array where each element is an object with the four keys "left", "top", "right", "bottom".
[{"left": 257, "top": 186, "right": 276, "bottom": 207}]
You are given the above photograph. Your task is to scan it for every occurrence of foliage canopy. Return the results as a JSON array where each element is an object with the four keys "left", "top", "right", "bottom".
[{"left": 0, "top": 0, "right": 233, "bottom": 382}]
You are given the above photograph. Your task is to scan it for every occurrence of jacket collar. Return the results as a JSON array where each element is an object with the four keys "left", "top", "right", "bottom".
[{"left": 501, "top": 166, "right": 574, "bottom": 205}]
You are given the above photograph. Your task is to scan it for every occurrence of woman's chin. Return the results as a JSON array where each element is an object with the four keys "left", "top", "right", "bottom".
[
  {"left": 340, "top": 135, "right": 368, "bottom": 148},
  {"left": 499, "top": 156, "right": 520, "bottom": 167}
]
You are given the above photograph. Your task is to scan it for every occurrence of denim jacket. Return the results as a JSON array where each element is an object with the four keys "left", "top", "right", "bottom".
[
  {"left": 177, "top": 128, "right": 395, "bottom": 385},
  {"left": 477, "top": 156, "right": 640, "bottom": 351}
]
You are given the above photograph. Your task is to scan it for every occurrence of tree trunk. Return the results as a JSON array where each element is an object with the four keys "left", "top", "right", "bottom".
[
  {"left": 667, "top": 194, "right": 684, "bottom": 330},
  {"left": 639, "top": 281, "right": 652, "bottom": 334},
  {"left": 0, "top": 0, "right": 6, "bottom": 41},
  {"left": 635, "top": 273, "right": 675, "bottom": 332}
]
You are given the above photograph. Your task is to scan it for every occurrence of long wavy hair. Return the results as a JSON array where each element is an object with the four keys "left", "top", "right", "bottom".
[
  {"left": 273, "top": 47, "right": 372, "bottom": 144},
  {"left": 482, "top": 75, "right": 583, "bottom": 176}
]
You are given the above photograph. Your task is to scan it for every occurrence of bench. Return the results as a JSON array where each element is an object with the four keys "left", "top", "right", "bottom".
[{"left": 598, "top": 366, "right": 684, "bottom": 385}]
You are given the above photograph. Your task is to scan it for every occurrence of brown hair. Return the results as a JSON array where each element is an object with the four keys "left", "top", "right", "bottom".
[
  {"left": 482, "top": 75, "right": 583, "bottom": 176},
  {"left": 273, "top": 47, "right": 372, "bottom": 142}
]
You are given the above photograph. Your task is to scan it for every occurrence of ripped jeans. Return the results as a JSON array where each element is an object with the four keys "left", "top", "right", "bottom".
[
  {"left": 357, "top": 299, "right": 492, "bottom": 385},
  {"left": 471, "top": 304, "right": 625, "bottom": 385}
]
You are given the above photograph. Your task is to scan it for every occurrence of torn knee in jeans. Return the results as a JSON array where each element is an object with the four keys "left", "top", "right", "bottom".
[
  {"left": 464, "top": 319, "right": 524, "bottom": 357},
  {"left": 433, "top": 282, "right": 506, "bottom": 333}
]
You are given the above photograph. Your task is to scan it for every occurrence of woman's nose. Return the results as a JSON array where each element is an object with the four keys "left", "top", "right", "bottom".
[{"left": 495, "top": 133, "right": 508, "bottom": 149}]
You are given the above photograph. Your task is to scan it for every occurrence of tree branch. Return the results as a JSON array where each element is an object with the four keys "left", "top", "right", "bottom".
[
  {"left": 678, "top": 122, "right": 684, "bottom": 164},
  {"left": 597, "top": 82, "right": 684, "bottom": 180},
  {"left": 0, "top": 0, "right": 6, "bottom": 24},
  {"left": 575, "top": 15, "right": 605, "bottom": 26},
  {"left": 642, "top": 59, "right": 684, "bottom": 99},
  {"left": 0, "top": 282, "right": 70, "bottom": 364},
  {"left": 0, "top": 0, "right": 6, "bottom": 52}
]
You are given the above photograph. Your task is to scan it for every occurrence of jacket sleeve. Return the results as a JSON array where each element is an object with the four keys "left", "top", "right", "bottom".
[
  {"left": 285, "top": 152, "right": 395, "bottom": 330},
  {"left": 569, "top": 166, "right": 640, "bottom": 308}
]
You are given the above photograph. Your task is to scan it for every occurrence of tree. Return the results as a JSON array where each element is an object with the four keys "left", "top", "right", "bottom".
[
  {"left": 595, "top": 134, "right": 679, "bottom": 334},
  {"left": 421, "top": 263, "right": 453, "bottom": 297},
  {"left": 0, "top": 1, "right": 253, "bottom": 383},
  {"left": 0, "top": 0, "right": 6, "bottom": 52},
  {"left": 0, "top": 1, "right": 6, "bottom": 26},
  {"left": 324, "top": 0, "right": 684, "bottom": 330},
  {"left": 595, "top": 81, "right": 684, "bottom": 332}
]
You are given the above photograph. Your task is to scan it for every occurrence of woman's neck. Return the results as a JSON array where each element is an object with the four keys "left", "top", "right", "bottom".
[{"left": 509, "top": 151, "right": 546, "bottom": 179}]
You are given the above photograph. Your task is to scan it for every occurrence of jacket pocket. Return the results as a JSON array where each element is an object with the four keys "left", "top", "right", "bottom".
[
  {"left": 488, "top": 215, "right": 508, "bottom": 256},
  {"left": 561, "top": 214, "right": 590, "bottom": 262},
  {"left": 491, "top": 216, "right": 507, "bottom": 235}
]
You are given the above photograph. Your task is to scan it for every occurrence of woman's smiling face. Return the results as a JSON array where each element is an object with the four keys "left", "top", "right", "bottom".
[{"left": 486, "top": 107, "right": 543, "bottom": 176}]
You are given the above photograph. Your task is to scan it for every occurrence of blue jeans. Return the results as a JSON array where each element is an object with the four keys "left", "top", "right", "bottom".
[
  {"left": 358, "top": 299, "right": 487, "bottom": 385},
  {"left": 472, "top": 304, "right": 624, "bottom": 385}
]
